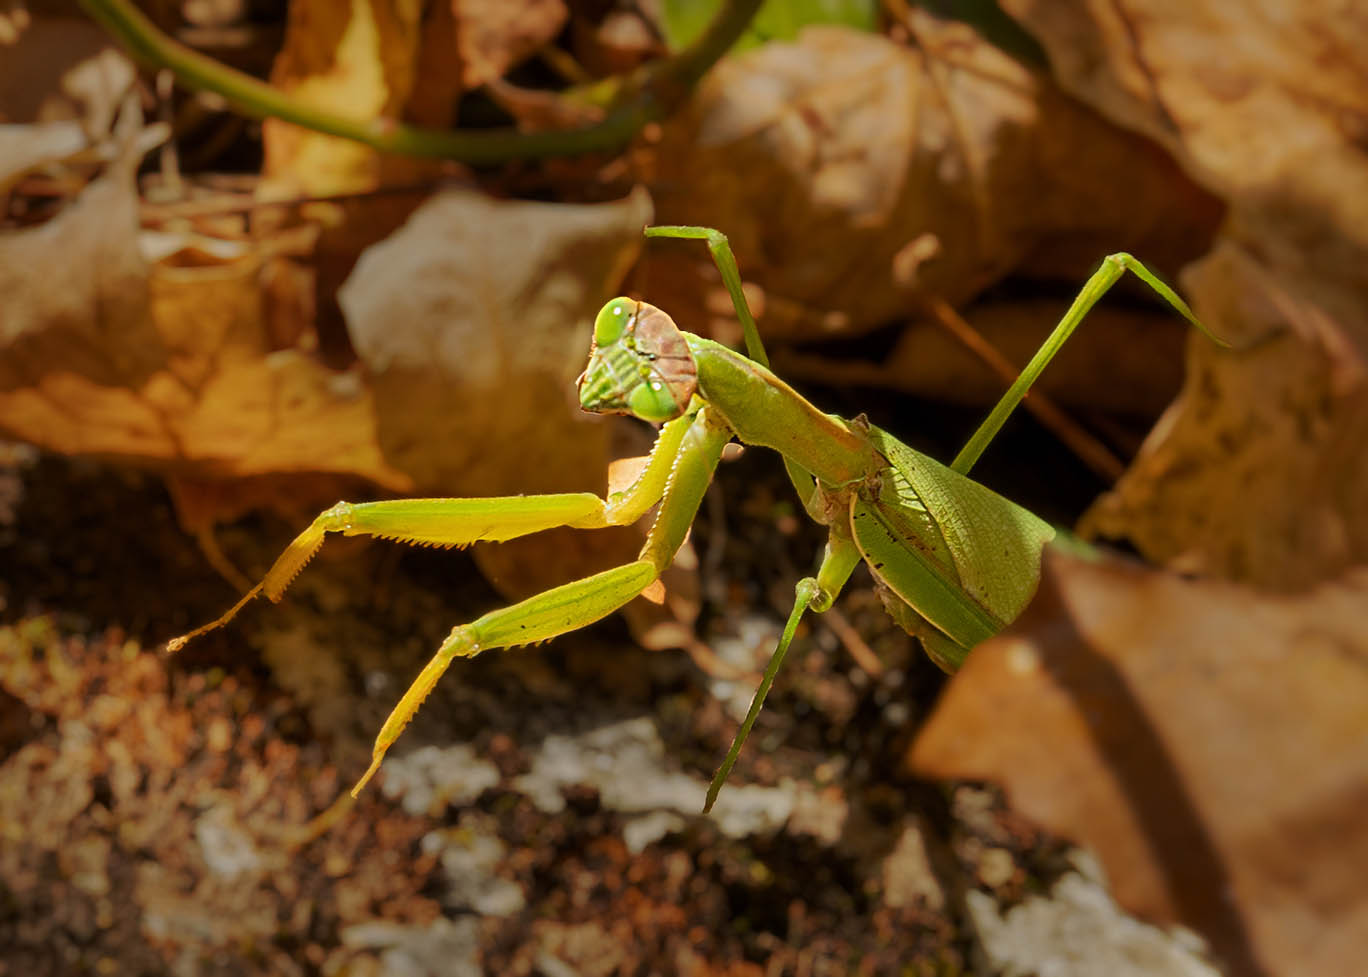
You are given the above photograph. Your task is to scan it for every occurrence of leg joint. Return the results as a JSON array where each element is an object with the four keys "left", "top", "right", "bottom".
[
  {"left": 443, "top": 625, "right": 481, "bottom": 659},
  {"left": 320, "top": 501, "right": 355, "bottom": 532}
]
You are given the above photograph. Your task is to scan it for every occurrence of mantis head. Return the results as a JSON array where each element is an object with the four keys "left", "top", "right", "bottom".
[{"left": 578, "top": 297, "right": 698, "bottom": 423}]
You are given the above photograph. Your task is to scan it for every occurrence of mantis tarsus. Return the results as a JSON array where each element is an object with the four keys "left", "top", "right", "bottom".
[{"left": 169, "top": 225, "right": 1220, "bottom": 811}]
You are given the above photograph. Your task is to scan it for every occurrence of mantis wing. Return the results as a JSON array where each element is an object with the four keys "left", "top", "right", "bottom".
[{"left": 850, "top": 425, "right": 1056, "bottom": 663}]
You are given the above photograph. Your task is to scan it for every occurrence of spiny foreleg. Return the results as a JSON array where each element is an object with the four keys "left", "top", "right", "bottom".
[
  {"left": 167, "top": 413, "right": 696, "bottom": 652},
  {"left": 352, "top": 407, "right": 734, "bottom": 794}
]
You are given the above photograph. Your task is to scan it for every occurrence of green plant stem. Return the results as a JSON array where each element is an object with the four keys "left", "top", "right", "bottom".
[{"left": 78, "top": 0, "right": 762, "bottom": 165}]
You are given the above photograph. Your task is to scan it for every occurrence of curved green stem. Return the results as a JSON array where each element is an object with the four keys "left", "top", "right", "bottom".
[{"left": 78, "top": 0, "right": 762, "bottom": 165}]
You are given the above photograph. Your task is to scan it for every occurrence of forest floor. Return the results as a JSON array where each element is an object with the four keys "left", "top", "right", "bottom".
[{"left": 0, "top": 434, "right": 1103, "bottom": 977}]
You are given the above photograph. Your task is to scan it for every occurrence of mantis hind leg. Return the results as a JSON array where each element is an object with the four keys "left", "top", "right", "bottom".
[{"left": 950, "top": 254, "right": 1220, "bottom": 476}]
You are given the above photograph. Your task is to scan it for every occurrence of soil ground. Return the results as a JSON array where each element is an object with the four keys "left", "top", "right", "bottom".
[{"left": 0, "top": 407, "right": 1082, "bottom": 976}]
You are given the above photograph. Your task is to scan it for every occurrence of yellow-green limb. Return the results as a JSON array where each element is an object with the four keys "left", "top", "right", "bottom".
[
  {"left": 949, "top": 253, "right": 1225, "bottom": 476},
  {"left": 353, "top": 407, "right": 735, "bottom": 796},
  {"left": 704, "top": 533, "right": 863, "bottom": 812},
  {"left": 79, "top": 0, "right": 764, "bottom": 165},
  {"left": 352, "top": 559, "right": 660, "bottom": 794},
  {"left": 166, "top": 415, "right": 695, "bottom": 655}
]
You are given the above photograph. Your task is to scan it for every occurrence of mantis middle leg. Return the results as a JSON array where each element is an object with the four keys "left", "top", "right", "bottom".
[{"left": 704, "top": 532, "right": 864, "bottom": 811}]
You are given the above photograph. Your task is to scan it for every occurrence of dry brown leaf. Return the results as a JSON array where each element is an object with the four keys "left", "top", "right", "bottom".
[
  {"left": 145, "top": 232, "right": 411, "bottom": 486},
  {"left": 337, "top": 185, "right": 652, "bottom": 496},
  {"left": 909, "top": 547, "right": 1368, "bottom": 977},
  {"left": 1002, "top": 0, "right": 1368, "bottom": 588},
  {"left": 1082, "top": 242, "right": 1368, "bottom": 587},
  {"left": 2, "top": 138, "right": 680, "bottom": 640},
  {"left": 452, "top": 0, "right": 568, "bottom": 89},
  {"left": 999, "top": 0, "right": 1368, "bottom": 252},
  {"left": 0, "top": 154, "right": 410, "bottom": 487},
  {"left": 260, "top": 0, "right": 567, "bottom": 194},
  {"left": 262, "top": 0, "right": 432, "bottom": 196},
  {"left": 0, "top": 14, "right": 134, "bottom": 130},
  {"left": 646, "top": 17, "right": 1219, "bottom": 344},
  {"left": 998, "top": 0, "right": 1368, "bottom": 364},
  {"left": 0, "top": 151, "right": 161, "bottom": 393}
]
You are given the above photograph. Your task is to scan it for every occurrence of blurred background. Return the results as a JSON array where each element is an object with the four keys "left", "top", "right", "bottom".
[{"left": 2, "top": 1, "right": 1365, "bottom": 975}]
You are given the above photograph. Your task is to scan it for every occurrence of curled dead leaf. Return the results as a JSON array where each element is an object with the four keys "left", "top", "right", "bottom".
[
  {"left": 452, "top": 0, "right": 568, "bottom": 90},
  {"left": 910, "top": 546, "right": 1368, "bottom": 977},
  {"left": 1082, "top": 242, "right": 1368, "bottom": 588},
  {"left": 337, "top": 185, "right": 653, "bottom": 497}
]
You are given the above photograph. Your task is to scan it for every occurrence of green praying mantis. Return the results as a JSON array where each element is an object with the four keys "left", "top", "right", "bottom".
[{"left": 169, "top": 225, "right": 1221, "bottom": 811}]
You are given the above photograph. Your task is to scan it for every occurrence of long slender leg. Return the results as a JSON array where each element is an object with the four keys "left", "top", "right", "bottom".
[
  {"left": 645, "top": 225, "right": 830, "bottom": 511},
  {"left": 168, "top": 413, "right": 696, "bottom": 651},
  {"left": 950, "top": 254, "right": 1221, "bottom": 476},
  {"left": 353, "top": 407, "right": 735, "bottom": 794},
  {"left": 704, "top": 532, "right": 864, "bottom": 811},
  {"left": 645, "top": 225, "right": 770, "bottom": 368}
]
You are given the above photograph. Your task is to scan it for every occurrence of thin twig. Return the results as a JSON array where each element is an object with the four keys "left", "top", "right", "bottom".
[
  {"left": 821, "top": 604, "right": 885, "bottom": 678},
  {"left": 78, "top": 0, "right": 762, "bottom": 164},
  {"left": 137, "top": 181, "right": 440, "bottom": 223},
  {"left": 683, "top": 639, "right": 759, "bottom": 683}
]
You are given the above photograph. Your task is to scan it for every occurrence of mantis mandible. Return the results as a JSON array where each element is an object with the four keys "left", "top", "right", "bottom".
[{"left": 169, "top": 225, "right": 1220, "bottom": 811}]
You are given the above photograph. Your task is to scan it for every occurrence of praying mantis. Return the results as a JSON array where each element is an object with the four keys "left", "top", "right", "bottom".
[{"left": 169, "top": 225, "right": 1220, "bottom": 811}]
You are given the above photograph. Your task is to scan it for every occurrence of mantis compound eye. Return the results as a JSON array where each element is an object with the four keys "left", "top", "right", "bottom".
[
  {"left": 627, "top": 379, "right": 683, "bottom": 423},
  {"left": 594, "top": 297, "right": 633, "bottom": 346},
  {"left": 578, "top": 299, "right": 698, "bottom": 422}
]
